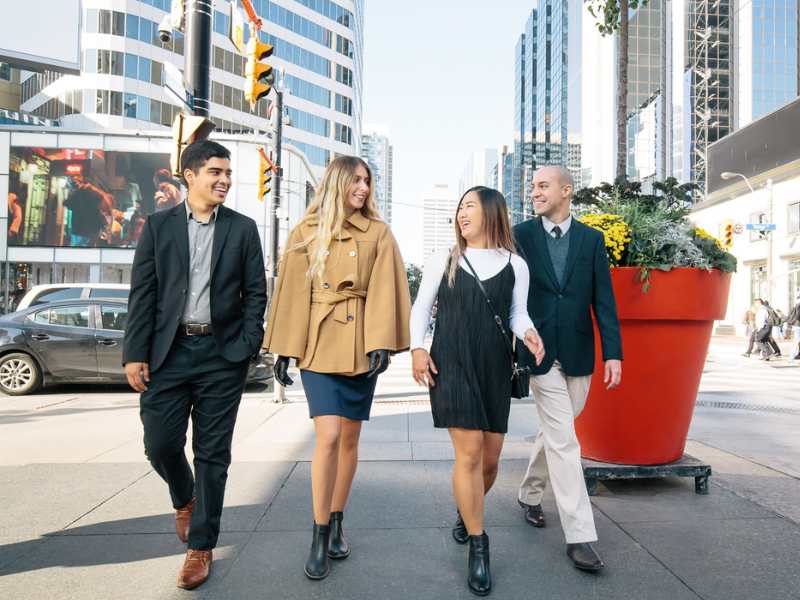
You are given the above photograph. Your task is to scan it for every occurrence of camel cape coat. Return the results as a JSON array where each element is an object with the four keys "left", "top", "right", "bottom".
[{"left": 263, "top": 211, "right": 411, "bottom": 376}]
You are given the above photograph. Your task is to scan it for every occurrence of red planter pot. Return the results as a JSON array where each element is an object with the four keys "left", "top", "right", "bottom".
[{"left": 575, "top": 267, "right": 732, "bottom": 465}]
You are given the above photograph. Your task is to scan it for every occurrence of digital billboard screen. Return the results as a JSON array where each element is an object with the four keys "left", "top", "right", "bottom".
[{"left": 8, "top": 147, "right": 184, "bottom": 248}]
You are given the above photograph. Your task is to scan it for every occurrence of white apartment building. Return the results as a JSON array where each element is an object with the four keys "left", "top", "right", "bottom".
[
  {"left": 422, "top": 184, "right": 456, "bottom": 260},
  {"left": 19, "top": 0, "right": 364, "bottom": 177}
]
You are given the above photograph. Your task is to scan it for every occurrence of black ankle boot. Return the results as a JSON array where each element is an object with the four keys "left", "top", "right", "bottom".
[
  {"left": 452, "top": 511, "right": 469, "bottom": 544},
  {"left": 467, "top": 532, "right": 491, "bottom": 596},
  {"left": 304, "top": 523, "right": 331, "bottom": 580},
  {"left": 328, "top": 511, "right": 350, "bottom": 559}
]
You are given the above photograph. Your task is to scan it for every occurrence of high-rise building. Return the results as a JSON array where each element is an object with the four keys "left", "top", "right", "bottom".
[
  {"left": 422, "top": 184, "right": 456, "bottom": 260},
  {"left": 458, "top": 149, "right": 498, "bottom": 196},
  {"left": 19, "top": 0, "right": 364, "bottom": 176},
  {"left": 360, "top": 132, "right": 393, "bottom": 225},
  {"left": 513, "top": 1, "right": 582, "bottom": 222},
  {"left": 584, "top": 0, "right": 790, "bottom": 198},
  {"left": 512, "top": 33, "right": 526, "bottom": 224},
  {"left": 736, "top": 0, "right": 798, "bottom": 128}
]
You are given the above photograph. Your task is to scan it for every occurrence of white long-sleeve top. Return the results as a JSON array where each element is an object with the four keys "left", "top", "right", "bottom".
[
  {"left": 410, "top": 247, "right": 536, "bottom": 350},
  {"left": 755, "top": 306, "right": 770, "bottom": 329}
]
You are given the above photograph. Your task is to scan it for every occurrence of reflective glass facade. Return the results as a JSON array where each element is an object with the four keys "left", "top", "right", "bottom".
[
  {"left": 750, "top": 0, "right": 798, "bottom": 120},
  {"left": 512, "top": 2, "right": 573, "bottom": 221},
  {"left": 22, "top": 0, "right": 362, "bottom": 174}
]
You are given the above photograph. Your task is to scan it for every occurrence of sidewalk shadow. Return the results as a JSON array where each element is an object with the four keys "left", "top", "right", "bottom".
[{"left": 0, "top": 505, "right": 264, "bottom": 577}]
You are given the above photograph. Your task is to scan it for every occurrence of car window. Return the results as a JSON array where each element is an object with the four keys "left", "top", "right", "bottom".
[
  {"left": 100, "top": 305, "right": 128, "bottom": 331},
  {"left": 30, "top": 288, "right": 83, "bottom": 306},
  {"left": 48, "top": 306, "right": 90, "bottom": 328},
  {"left": 31, "top": 310, "right": 51, "bottom": 324},
  {"left": 90, "top": 289, "right": 129, "bottom": 300}
]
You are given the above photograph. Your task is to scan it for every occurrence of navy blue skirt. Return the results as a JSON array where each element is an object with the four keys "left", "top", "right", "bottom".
[{"left": 300, "top": 370, "right": 378, "bottom": 421}]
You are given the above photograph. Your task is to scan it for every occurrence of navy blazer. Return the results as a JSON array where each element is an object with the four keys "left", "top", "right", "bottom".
[
  {"left": 513, "top": 217, "right": 622, "bottom": 377},
  {"left": 123, "top": 202, "right": 267, "bottom": 371}
]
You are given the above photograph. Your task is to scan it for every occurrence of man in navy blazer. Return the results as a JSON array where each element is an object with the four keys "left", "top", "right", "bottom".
[{"left": 513, "top": 165, "right": 622, "bottom": 572}]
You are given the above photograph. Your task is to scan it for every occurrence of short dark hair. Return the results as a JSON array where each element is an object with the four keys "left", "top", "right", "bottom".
[{"left": 180, "top": 140, "right": 231, "bottom": 183}]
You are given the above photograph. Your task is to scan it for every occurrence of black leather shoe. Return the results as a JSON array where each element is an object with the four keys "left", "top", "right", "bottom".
[
  {"left": 304, "top": 523, "right": 331, "bottom": 580},
  {"left": 468, "top": 533, "right": 492, "bottom": 596},
  {"left": 452, "top": 511, "right": 469, "bottom": 544},
  {"left": 328, "top": 511, "right": 350, "bottom": 559},
  {"left": 517, "top": 499, "right": 545, "bottom": 528},
  {"left": 566, "top": 542, "right": 604, "bottom": 572}
]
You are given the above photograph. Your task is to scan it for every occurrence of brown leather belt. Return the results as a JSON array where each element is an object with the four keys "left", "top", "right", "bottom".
[{"left": 180, "top": 323, "right": 213, "bottom": 336}]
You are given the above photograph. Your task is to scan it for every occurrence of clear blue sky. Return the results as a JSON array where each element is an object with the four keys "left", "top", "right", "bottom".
[{"left": 362, "top": 0, "right": 536, "bottom": 265}]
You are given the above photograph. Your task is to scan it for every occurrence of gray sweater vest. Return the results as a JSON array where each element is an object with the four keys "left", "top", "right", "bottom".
[{"left": 545, "top": 228, "right": 571, "bottom": 288}]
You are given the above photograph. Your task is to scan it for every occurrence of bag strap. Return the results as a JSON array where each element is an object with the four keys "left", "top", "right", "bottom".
[{"left": 461, "top": 254, "right": 516, "bottom": 361}]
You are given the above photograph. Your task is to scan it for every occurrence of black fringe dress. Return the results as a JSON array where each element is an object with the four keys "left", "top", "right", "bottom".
[{"left": 428, "top": 258, "right": 514, "bottom": 434}]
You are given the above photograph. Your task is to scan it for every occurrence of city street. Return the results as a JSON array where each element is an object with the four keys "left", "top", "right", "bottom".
[{"left": 1, "top": 337, "right": 799, "bottom": 599}]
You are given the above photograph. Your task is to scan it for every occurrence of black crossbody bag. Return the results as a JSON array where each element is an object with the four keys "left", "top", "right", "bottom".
[{"left": 462, "top": 255, "right": 531, "bottom": 399}]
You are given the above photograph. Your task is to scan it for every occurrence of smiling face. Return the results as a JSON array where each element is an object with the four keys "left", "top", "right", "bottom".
[
  {"left": 456, "top": 191, "right": 485, "bottom": 244},
  {"left": 184, "top": 157, "right": 232, "bottom": 207},
  {"left": 345, "top": 164, "right": 370, "bottom": 212},
  {"left": 531, "top": 165, "right": 572, "bottom": 222}
]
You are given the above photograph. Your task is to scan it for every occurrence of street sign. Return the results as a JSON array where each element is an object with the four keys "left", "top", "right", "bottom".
[
  {"left": 746, "top": 223, "right": 776, "bottom": 232},
  {"left": 230, "top": 3, "right": 245, "bottom": 54},
  {"left": 163, "top": 62, "right": 193, "bottom": 110}
]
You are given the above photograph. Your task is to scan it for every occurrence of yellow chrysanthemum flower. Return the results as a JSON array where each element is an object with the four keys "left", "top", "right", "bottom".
[{"left": 577, "top": 213, "right": 631, "bottom": 266}]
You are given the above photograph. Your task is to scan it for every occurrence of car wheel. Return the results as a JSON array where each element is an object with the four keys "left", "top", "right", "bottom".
[{"left": 0, "top": 352, "right": 42, "bottom": 396}]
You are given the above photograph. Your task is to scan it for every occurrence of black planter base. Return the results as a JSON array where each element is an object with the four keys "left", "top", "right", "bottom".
[{"left": 581, "top": 453, "right": 712, "bottom": 496}]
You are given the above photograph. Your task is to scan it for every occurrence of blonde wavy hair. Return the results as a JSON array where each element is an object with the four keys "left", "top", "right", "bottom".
[{"left": 292, "top": 156, "right": 381, "bottom": 281}]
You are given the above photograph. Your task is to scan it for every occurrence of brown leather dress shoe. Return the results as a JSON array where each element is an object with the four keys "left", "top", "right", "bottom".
[
  {"left": 177, "top": 549, "right": 212, "bottom": 589},
  {"left": 175, "top": 498, "right": 195, "bottom": 544}
]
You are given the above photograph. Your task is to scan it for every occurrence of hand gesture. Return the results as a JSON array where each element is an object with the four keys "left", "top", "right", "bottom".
[
  {"left": 273, "top": 356, "right": 294, "bottom": 387},
  {"left": 124, "top": 362, "right": 149, "bottom": 393},
  {"left": 604, "top": 359, "right": 622, "bottom": 390},
  {"left": 523, "top": 328, "right": 545, "bottom": 366},
  {"left": 411, "top": 348, "right": 438, "bottom": 388}
]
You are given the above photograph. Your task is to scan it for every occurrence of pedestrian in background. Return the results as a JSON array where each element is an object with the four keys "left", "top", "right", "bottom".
[
  {"left": 410, "top": 186, "right": 544, "bottom": 597},
  {"left": 742, "top": 302, "right": 759, "bottom": 357},
  {"left": 787, "top": 292, "right": 800, "bottom": 360},
  {"left": 263, "top": 156, "right": 411, "bottom": 581},
  {"left": 753, "top": 299, "right": 775, "bottom": 361},
  {"left": 761, "top": 300, "right": 783, "bottom": 358},
  {"left": 123, "top": 140, "right": 267, "bottom": 590}
]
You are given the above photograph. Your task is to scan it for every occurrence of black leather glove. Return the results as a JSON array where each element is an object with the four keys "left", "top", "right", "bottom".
[
  {"left": 273, "top": 356, "right": 294, "bottom": 387},
  {"left": 366, "top": 349, "right": 390, "bottom": 378}
]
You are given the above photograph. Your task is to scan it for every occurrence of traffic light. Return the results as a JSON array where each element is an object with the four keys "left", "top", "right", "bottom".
[
  {"left": 722, "top": 221, "right": 734, "bottom": 249},
  {"left": 245, "top": 36, "right": 273, "bottom": 108},
  {"left": 258, "top": 152, "right": 272, "bottom": 200},
  {"left": 170, "top": 113, "right": 216, "bottom": 178}
]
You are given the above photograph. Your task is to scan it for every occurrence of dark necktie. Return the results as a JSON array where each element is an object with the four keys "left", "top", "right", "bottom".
[{"left": 552, "top": 226, "right": 562, "bottom": 239}]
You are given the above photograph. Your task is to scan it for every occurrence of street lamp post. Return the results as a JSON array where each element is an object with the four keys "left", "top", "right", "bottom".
[{"left": 721, "top": 171, "right": 774, "bottom": 301}]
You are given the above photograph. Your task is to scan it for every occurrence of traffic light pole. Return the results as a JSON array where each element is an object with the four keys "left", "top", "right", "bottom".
[
  {"left": 269, "top": 88, "right": 285, "bottom": 404},
  {"left": 184, "top": 0, "right": 213, "bottom": 117},
  {"left": 270, "top": 88, "right": 284, "bottom": 290}
]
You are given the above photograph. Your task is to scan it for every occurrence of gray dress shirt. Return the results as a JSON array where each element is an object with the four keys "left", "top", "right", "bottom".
[{"left": 182, "top": 203, "right": 218, "bottom": 324}]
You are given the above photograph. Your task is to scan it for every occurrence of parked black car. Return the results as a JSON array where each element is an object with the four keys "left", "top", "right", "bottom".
[{"left": 0, "top": 299, "right": 272, "bottom": 396}]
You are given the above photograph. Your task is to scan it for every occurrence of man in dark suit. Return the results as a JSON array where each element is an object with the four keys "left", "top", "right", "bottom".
[
  {"left": 513, "top": 165, "right": 622, "bottom": 572},
  {"left": 123, "top": 140, "right": 267, "bottom": 590}
]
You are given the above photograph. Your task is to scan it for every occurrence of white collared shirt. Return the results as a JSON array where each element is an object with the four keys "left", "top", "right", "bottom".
[{"left": 541, "top": 214, "right": 573, "bottom": 238}]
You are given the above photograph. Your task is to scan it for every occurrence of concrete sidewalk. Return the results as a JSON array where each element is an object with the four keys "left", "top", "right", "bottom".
[{"left": 1, "top": 340, "right": 799, "bottom": 599}]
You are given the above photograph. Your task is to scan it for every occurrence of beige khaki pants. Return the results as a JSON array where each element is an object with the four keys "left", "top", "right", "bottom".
[{"left": 518, "top": 361, "right": 597, "bottom": 544}]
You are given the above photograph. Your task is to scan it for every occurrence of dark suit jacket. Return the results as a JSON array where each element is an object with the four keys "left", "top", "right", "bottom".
[
  {"left": 513, "top": 217, "right": 622, "bottom": 377},
  {"left": 123, "top": 202, "right": 267, "bottom": 372}
]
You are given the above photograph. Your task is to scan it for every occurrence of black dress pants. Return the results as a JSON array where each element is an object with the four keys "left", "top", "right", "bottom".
[{"left": 140, "top": 334, "right": 249, "bottom": 550}]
